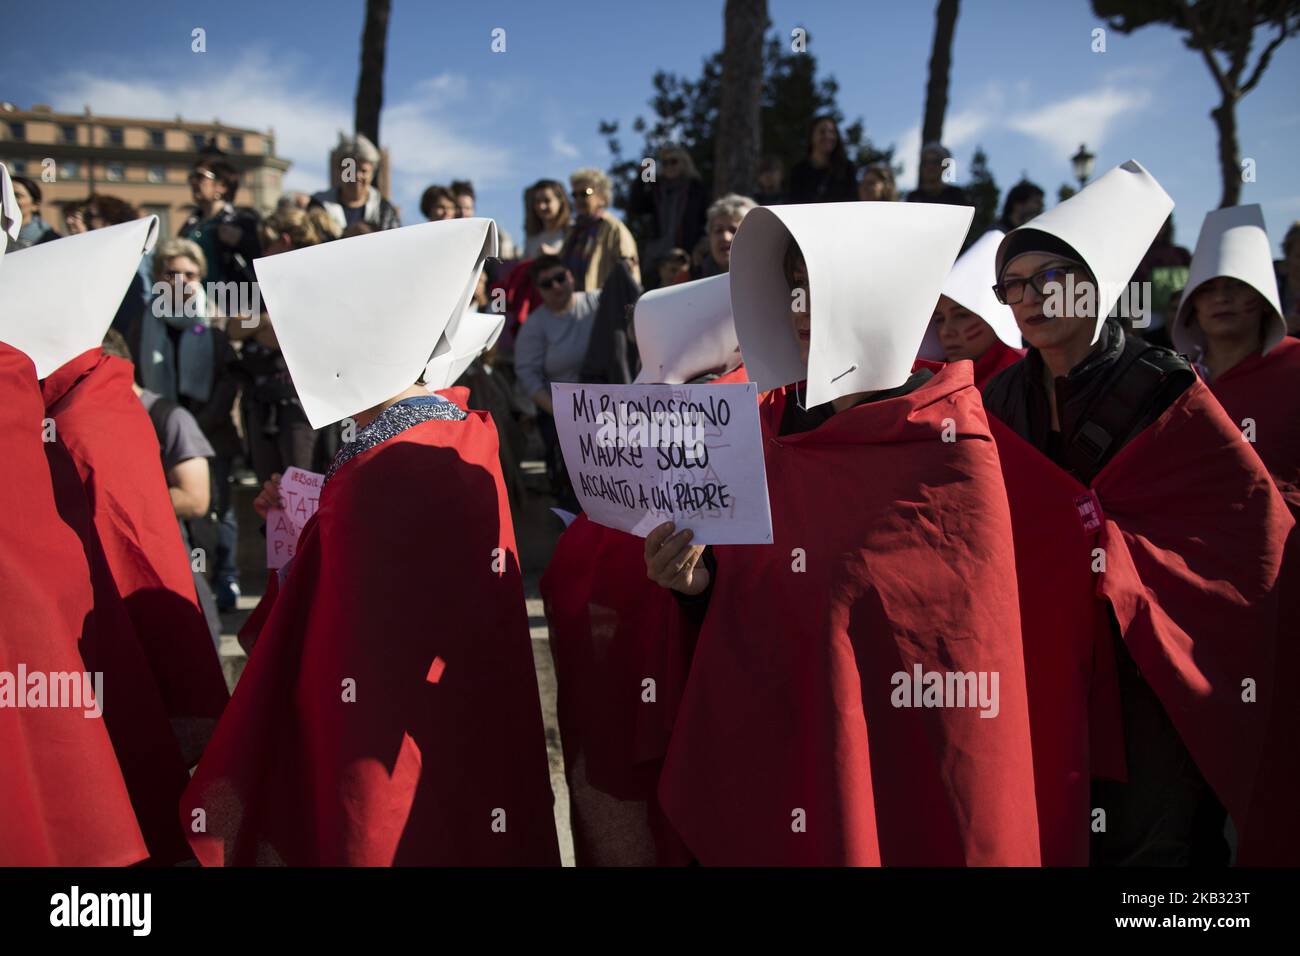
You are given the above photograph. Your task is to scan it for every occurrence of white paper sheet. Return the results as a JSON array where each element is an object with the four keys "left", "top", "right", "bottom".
[
  {"left": 728, "top": 201, "right": 973, "bottom": 408},
  {"left": 633, "top": 273, "right": 742, "bottom": 385},
  {"left": 552, "top": 381, "right": 772, "bottom": 545},
  {"left": 1172, "top": 204, "right": 1285, "bottom": 355},
  {"left": 253, "top": 218, "right": 498, "bottom": 428},
  {"left": 917, "top": 229, "right": 1020, "bottom": 360},
  {"left": 0, "top": 216, "right": 159, "bottom": 377}
]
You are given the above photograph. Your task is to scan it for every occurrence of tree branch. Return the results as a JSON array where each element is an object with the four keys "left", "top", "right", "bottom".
[
  {"left": 1176, "top": 0, "right": 1231, "bottom": 94},
  {"left": 1241, "top": 23, "right": 1292, "bottom": 95}
]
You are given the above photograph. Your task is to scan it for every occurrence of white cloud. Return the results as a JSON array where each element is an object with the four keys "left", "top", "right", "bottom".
[
  {"left": 549, "top": 132, "right": 579, "bottom": 160},
  {"left": 44, "top": 51, "right": 515, "bottom": 214},
  {"left": 888, "top": 82, "right": 1149, "bottom": 191},
  {"left": 1006, "top": 87, "right": 1150, "bottom": 157}
]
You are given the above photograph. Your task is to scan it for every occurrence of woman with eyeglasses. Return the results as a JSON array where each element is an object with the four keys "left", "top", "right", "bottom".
[
  {"left": 625, "top": 145, "right": 708, "bottom": 279},
  {"left": 787, "top": 115, "right": 857, "bottom": 204},
  {"left": 981, "top": 161, "right": 1291, "bottom": 867},
  {"left": 559, "top": 167, "right": 640, "bottom": 291},
  {"left": 128, "top": 237, "right": 243, "bottom": 616}
]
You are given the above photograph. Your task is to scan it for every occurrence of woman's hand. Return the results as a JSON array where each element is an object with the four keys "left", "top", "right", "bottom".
[
  {"left": 253, "top": 473, "right": 284, "bottom": 520},
  {"left": 644, "top": 521, "right": 709, "bottom": 596}
]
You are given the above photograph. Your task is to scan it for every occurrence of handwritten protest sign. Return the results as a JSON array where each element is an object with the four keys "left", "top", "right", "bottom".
[
  {"left": 266, "top": 466, "right": 324, "bottom": 569},
  {"left": 552, "top": 382, "right": 772, "bottom": 545}
]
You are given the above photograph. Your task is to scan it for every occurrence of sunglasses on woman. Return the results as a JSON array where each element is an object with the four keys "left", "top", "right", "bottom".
[{"left": 536, "top": 272, "right": 570, "bottom": 290}]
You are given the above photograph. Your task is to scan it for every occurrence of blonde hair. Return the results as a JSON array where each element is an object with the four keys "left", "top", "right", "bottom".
[
  {"left": 570, "top": 167, "right": 612, "bottom": 204},
  {"left": 260, "top": 207, "right": 323, "bottom": 250},
  {"left": 151, "top": 237, "right": 208, "bottom": 282}
]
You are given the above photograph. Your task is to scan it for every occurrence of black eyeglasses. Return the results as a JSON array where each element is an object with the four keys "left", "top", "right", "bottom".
[
  {"left": 536, "top": 273, "right": 569, "bottom": 290},
  {"left": 993, "top": 264, "right": 1084, "bottom": 306}
]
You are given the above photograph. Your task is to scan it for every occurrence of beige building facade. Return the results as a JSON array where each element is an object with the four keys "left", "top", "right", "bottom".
[{"left": 0, "top": 102, "right": 291, "bottom": 237}]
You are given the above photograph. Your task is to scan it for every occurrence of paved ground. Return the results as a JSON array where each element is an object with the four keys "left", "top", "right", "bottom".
[{"left": 216, "top": 463, "right": 576, "bottom": 865}]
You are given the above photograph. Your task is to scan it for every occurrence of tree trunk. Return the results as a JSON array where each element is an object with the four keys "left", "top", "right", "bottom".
[
  {"left": 1211, "top": 94, "right": 1241, "bottom": 208},
  {"left": 714, "top": 0, "right": 767, "bottom": 198},
  {"left": 921, "top": 0, "right": 960, "bottom": 162},
  {"left": 354, "top": 0, "right": 392, "bottom": 147}
]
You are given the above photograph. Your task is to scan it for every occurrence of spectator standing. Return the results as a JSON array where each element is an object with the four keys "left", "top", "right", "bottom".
[
  {"left": 310, "top": 133, "right": 400, "bottom": 233},
  {"left": 787, "top": 116, "right": 857, "bottom": 204},
  {"left": 8, "top": 176, "right": 60, "bottom": 250},
  {"left": 228, "top": 207, "right": 324, "bottom": 483},
  {"left": 129, "top": 237, "right": 242, "bottom": 612},
  {"left": 996, "top": 179, "right": 1045, "bottom": 232},
  {"left": 907, "top": 142, "right": 967, "bottom": 205},
  {"left": 83, "top": 194, "right": 152, "bottom": 336},
  {"left": 420, "top": 185, "right": 458, "bottom": 221},
  {"left": 523, "top": 178, "right": 572, "bottom": 258},
  {"left": 626, "top": 144, "right": 709, "bottom": 268},
  {"left": 858, "top": 163, "right": 899, "bottom": 202},
  {"left": 177, "top": 154, "right": 260, "bottom": 286},
  {"left": 752, "top": 155, "right": 786, "bottom": 206},
  {"left": 695, "top": 193, "right": 757, "bottom": 278},
  {"left": 513, "top": 255, "right": 602, "bottom": 504},
  {"left": 560, "top": 168, "right": 640, "bottom": 290}
]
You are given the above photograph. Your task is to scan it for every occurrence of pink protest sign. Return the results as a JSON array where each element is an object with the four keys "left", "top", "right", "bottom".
[{"left": 266, "top": 466, "right": 324, "bottom": 570}]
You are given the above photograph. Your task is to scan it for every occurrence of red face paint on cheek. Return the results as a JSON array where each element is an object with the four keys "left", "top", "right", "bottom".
[{"left": 961, "top": 324, "right": 986, "bottom": 343}]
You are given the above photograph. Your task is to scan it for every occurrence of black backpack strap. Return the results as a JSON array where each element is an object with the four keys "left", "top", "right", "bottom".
[
  {"left": 1062, "top": 343, "right": 1192, "bottom": 481},
  {"left": 147, "top": 396, "right": 177, "bottom": 449}
]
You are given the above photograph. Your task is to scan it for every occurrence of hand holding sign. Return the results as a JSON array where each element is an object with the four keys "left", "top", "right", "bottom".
[
  {"left": 552, "top": 382, "right": 772, "bottom": 545},
  {"left": 266, "top": 466, "right": 324, "bottom": 570}
]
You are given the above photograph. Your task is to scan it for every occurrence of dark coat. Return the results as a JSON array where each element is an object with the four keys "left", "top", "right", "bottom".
[{"left": 982, "top": 319, "right": 1195, "bottom": 485}]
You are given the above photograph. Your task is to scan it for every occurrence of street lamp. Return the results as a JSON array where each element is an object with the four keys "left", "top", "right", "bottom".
[{"left": 1071, "top": 143, "right": 1095, "bottom": 191}]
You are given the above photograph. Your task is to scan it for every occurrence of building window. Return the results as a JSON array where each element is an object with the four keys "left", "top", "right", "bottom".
[
  {"left": 227, "top": 134, "right": 244, "bottom": 153},
  {"left": 105, "top": 162, "right": 125, "bottom": 182},
  {"left": 107, "top": 126, "right": 124, "bottom": 147},
  {"left": 7, "top": 122, "right": 24, "bottom": 140},
  {"left": 8, "top": 158, "right": 26, "bottom": 174},
  {"left": 62, "top": 124, "right": 77, "bottom": 144},
  {"left": 150, "top": 129, "right": 165, "bottom": 148},
  {"left": 59, "top": 161, "right": 79, "bottom": 179},
  {"left": 192, "top": 132, "right": 208, "bottom": 151},
  {"left": 147, "top": 165, "right": 165, "bottom": 183}
]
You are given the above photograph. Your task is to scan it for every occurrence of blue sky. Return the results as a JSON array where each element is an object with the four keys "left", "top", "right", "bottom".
[{"left": 4, "top": 0, "right": 1298, "bottom": 250}]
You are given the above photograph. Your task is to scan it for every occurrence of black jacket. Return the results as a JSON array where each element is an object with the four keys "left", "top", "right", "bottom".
[
  {"left": 178, "top": 204, "right": 262, "bottom": 286},
  {"left": 982, "top": 319, "right": 1195, "bottom": 486}
]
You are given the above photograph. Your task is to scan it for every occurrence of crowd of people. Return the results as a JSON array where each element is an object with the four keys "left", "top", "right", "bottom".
[{"left": 1, "top": 108, "right": 1298, "bottom": 868}]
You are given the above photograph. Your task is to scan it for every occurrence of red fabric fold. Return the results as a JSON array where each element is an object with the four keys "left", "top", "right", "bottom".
[
  {"left": 0, "top": 344, "right": 148, "bottom": 866},
  {"left": 41, "top": 349, "right": 228, "bottom": 725},
  {"left": 658, "top": 363, "right": 1041, "bottom": 865},
  {"left": 182, "top": 405, "right": 559, "bottom": 865},
  {"left": 991, "top": 376, "right": 1291, "bottom": 864},
  {"left": 1210, "top": 338, "right": 1300, "bottom": 865}
]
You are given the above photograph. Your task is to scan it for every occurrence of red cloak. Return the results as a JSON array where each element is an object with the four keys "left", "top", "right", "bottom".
[
  {"left": 972, "top": 340, "right": 1026, "bottom": 391},
  {"left": 657, "top": 362, "right": 1041, "bottom": 865},
  {"left": 182, "top": 401, "right": 560, "bottom": 865},
  {"left": 41, "top": 349, "right": 228, "bottom": 732},
  {"left": 0, "top": 344, "right": 147, "bottom": 866},
  {"left": 541, "top": 366, "right": 747, "bottom": 866},
  {"left": 990, "top": 378, "right": 1292, "bottom": 864},
  {"left": 1205, "top": 337, "right": 1300, "bottom": 865}
]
